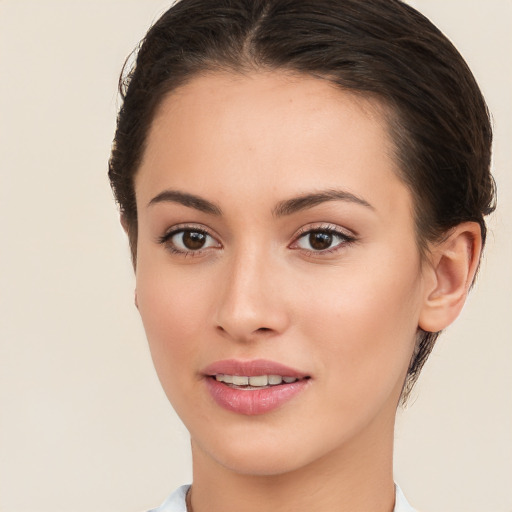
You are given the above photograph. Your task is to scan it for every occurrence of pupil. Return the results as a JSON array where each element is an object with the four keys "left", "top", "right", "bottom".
[
  {"left": 309, "top": 231, "right": 332, "bottom": 250},
  {"left": 183, "top": 231, "right": 206, "bottom": 250}
]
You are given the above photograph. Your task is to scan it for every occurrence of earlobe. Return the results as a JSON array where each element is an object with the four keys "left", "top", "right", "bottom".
[{"left": 418, "top": 222, "right": 482, "bottom": 333}]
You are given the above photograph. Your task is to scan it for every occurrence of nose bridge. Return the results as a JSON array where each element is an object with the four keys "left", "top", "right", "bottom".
[{"left": 215, "top": 242, "right": 288, "bottom": 341}]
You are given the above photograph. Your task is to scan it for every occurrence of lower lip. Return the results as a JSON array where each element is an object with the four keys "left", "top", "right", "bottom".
[{"left": 205, "top": 378, "right": 310, "bottom": 416}]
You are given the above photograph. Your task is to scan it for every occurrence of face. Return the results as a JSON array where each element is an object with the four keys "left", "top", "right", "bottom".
[{"left": 134, "top": 71, "right": 428, "bottom": 476}]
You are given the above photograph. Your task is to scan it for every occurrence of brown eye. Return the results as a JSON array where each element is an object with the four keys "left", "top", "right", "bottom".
[
  {"left": 294, "top": 228, "right": 354, "bottom": 253},
  {"left": 308, "top": 231, "right": 333, "bottom": 250},
  {"left": 181, "top": 231, "right": 207, "bottom": 250},
  {"left": 164, "top": 228, "right": 220, "bottom": 253}
]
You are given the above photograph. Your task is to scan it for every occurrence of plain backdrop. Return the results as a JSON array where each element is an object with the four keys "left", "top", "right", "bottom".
[{"left": 0, "top": 1, "right": 511, "bottom": 511}]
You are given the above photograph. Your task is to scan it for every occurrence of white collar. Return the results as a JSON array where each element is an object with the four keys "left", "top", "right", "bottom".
[{"left": 148, "top": 483, "right": 417, "bottom": 512}]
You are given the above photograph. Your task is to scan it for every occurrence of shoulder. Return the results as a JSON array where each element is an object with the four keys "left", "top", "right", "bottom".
[
  {"left": 146, "top": 485, "right": 190, "bottom": 512},
  {"left": 394, "top": 484, "right": 418, "bottom": 512}
]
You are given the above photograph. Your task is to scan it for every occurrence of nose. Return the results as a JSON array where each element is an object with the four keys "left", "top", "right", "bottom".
[{"left": 214, "top": 249, "right": 290, "bottom": 342}]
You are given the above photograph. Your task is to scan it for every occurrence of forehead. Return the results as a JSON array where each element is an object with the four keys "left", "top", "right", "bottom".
[
  {"left": 136, "top": 71, "right": 411, "bottom": 220},
  {"left": 146, "top": 71, "right": 391, "bottom": 159}
]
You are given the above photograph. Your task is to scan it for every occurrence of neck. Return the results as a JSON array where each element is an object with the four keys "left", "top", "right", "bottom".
[{"left": 188, "top": 408, "right": 397, "bottom": 512}]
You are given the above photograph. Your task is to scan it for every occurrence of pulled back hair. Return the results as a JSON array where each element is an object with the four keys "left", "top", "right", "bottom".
[{"left": 109, "top": 0, "right": 496, "bottom": 401}]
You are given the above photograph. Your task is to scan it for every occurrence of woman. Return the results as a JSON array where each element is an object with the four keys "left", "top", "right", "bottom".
[{"left": 109, "top": 0, "right": 495, "bottom": 510}]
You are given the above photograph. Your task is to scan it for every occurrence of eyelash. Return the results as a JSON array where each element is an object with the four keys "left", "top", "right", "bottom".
[
  {"left": 157, "top": 224, "right": 220, "bottom": 257},
  {"left": 157, "top": 223, "right": 356, "bottom": 257},
  {"left": 290, "top": 224, "right": 357, "bottom": 255}
]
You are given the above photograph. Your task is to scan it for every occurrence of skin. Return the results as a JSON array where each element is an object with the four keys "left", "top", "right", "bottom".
[{"left": 132, "top": 71, "right": 480, "bottom": 512}]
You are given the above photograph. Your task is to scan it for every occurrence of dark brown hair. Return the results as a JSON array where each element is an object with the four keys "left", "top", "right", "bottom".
[{"left": 109, "top": 0, "right": 496, "bottom": 400}]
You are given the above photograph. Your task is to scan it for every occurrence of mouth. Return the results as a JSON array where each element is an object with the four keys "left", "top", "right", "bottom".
[
  {"left": 210, "top": 373, "right": 309, "bottom": 390},
  {"left": 202, "top": 359, "right": 311, "bottom": 415}
]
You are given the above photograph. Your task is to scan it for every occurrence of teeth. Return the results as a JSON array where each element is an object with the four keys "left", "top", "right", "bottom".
[
  {"left": 216, "top": 374, "right": 236, "bottom": 383},
  {"left": 232, "top": 375, "right": 249, "bottom": 386},
  {"left": 214, "top": 374, "right": 300, "bottom": 387},
  {"left": 249, "top": 375, "right": 268, "bottom": 386},
  {"left": 268, "top": 375, "right": 283, "bottom": 385}
]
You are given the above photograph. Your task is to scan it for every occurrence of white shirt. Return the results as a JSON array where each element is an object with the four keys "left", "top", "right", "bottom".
[{"left": 147, "top": 484, "right": 417, "bottom": 512}]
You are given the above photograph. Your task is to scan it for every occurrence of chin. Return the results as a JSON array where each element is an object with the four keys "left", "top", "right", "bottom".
[
  {"left": 191, "top": 421, "right": 348, "bottom": 478},
  {"left": 190, "top": 424, "right": 310, "bottom": 475},
  {"left": 211, "top": 447, "right": 308, "bottom": 477}
]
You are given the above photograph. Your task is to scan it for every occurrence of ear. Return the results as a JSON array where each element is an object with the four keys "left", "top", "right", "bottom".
[{"left": 419, "top": 222, "right": 482, "bottom": 333}]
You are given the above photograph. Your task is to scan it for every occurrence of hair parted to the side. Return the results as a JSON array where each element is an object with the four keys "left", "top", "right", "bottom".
[{"left": 108, "top": 0, "right": 496, "bottom": 402}]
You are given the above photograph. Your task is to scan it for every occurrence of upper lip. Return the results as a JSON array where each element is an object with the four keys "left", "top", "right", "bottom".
[{"left": 202, "top": 359, "right": 309, "bottom": 378}]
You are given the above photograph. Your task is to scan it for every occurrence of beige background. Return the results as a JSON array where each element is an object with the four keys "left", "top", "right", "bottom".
[{"left": 0, "top": 1, "right": 510, "bottom": 511}]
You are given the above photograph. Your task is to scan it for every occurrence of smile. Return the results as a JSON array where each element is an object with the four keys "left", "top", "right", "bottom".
[
  {"left": 202, "top": 360, "right": 311, "bottom": 415},
  {"left": 214, "top": 374, "right": 302, "bottom": 388}
]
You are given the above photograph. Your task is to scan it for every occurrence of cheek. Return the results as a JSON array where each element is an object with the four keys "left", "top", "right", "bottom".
[
  {"left": 297, "top": 251, "right": 422, "bottom": 403},
  {"left": 135, "top": 258, "right": 214, "bottom": 392}
]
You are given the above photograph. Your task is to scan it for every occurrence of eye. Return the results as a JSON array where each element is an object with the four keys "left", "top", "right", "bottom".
[
  {"left": 159, "top": 227, "right": 221, "bottom": 255},
  {"left": 292, "top": 226, "right": 355, "bottom": 253}
]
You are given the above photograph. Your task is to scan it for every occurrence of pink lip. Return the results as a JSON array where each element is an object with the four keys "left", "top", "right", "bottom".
[
  {"left": 202, "top": 359, "right": 311, "bottom": 416},
  {"left": 202, "top": 359, "right": 309, "bottom": 378}
]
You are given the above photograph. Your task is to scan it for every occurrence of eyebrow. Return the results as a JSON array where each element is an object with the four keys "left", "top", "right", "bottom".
[
  {"left": 272, "top": 189, "right": 374, "bottom": 217},
  {"left": 148, "top": 190, "right": 222, "bottom": 215},
  {"left": 147, "top": 188, "right": 374, "bottom": 217}
]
